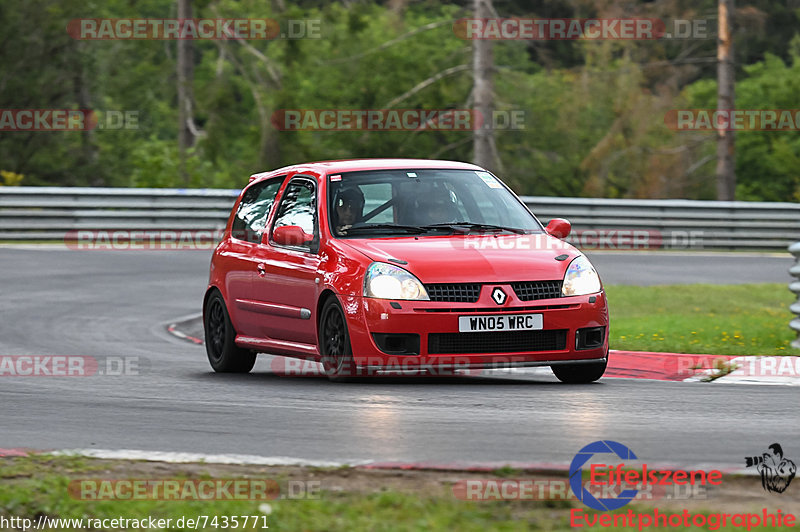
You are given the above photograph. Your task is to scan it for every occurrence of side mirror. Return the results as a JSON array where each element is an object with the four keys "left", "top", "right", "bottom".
[
  {"left": 272, "top": 225, "right": 314, "bottom": 247},
  {"left": 545, "top": 218, "right": 571, "bottom": 239}
]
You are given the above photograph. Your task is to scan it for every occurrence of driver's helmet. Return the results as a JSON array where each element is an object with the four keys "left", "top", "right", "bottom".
[{"left": 415, "top": 184, "right": 458, "bottom": 224}]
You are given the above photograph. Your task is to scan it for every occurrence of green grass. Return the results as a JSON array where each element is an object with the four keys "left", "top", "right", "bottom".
[
  {"left": 490, "top": 466, "right": 522, "bottom": 477},
  {"left": 0, "top": 456, "right": 792, "bottom": 531},
  {"left": 0, "top": 457, "right": 568, "bottom": 531},
  {"left": 606, "top": 283, "right": 795, "bottom": 356}
]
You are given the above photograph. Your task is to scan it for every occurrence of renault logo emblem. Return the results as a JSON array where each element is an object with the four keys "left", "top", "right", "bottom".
[{"left": 491, "top": 287, "right": 507, "bottom": 305}]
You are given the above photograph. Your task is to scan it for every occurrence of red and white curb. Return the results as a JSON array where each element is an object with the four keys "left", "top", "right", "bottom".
[
  {"left": 0, "top": 448, "right": 759, "bottom": 477},
  {"left": 166, "top": 323, "right": 203, "bottom": 345},
  {"left": 682, "top": 355, "right": 800, "bottom": 385},
  {"left": 471, "top": 353, "right": 800, "bottom": 385},
  {"left": 606, "top": 351, "right": 800, "bottom": 385}
]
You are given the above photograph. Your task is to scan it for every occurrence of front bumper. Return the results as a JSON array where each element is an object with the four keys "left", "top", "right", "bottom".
[{"left": 340, "top": 289, "right": 609, "bottom": 370}]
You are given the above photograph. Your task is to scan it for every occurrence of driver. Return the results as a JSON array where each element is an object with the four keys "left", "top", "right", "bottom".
[
  {"left": 333, "top": 186, "right": 365, "bottom": 234},
  {"left": 414, "top": 185, "right": 459, "bottom": 225}
]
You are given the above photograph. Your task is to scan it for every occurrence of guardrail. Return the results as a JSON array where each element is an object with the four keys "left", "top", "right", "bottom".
[
  {"left": 790, "top": 242, "right": 800, "bottom": 349},
  {"left": 523, "top": 196, "right": 800, "bottom": 250},
  {"left": 0, "top": 187, "right": 239, "bottom": 241},
  {"left": 0, "top": 187, "right": 798, "bottom": 249}
]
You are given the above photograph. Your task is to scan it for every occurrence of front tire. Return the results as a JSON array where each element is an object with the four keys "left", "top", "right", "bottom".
[
  {"left": 204, "top": 291, "right": 257, "bottom": 373},
  {"left": 319, "top": 297, "right": 358, "bottom": 382},
  {"left": 551, "top": 356, "right": 607, "bottom": 384}
]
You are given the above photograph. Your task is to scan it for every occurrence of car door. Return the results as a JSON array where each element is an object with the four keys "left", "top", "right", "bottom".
[
  {"left": 222, "top": 176, "right": 285, "bottom": 338},
  {"left": 250, "top": 176, "right": 322, "bottom": 346}
]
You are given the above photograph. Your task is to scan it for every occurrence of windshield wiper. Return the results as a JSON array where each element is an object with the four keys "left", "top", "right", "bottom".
[
  {"left": 342, "top": 223, "right": 431, "bottom": 235},
  {"left": 420, "top": 222, "right": 527, "bottom": 234}
]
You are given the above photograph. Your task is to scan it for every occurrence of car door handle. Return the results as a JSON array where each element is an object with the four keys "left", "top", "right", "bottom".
[{"left": 257, "top": 263, "right": 267, "bottom": 277}]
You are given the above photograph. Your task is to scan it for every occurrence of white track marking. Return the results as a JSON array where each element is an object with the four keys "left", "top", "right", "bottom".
[{"left": 52, "top": 448, "right": 368, "bottom": 467}]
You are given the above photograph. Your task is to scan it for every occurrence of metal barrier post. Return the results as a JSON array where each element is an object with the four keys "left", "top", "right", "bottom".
[{"left": 790, "top": 242, "right": 800, "bottom": 349}]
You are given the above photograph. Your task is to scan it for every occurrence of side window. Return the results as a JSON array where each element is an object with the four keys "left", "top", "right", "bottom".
[
  {"left": 231, "top": 177, "right": 284, "bottom": 243},
  {"left": 271, "top": 179, "right": 317, "bottom": 250}
]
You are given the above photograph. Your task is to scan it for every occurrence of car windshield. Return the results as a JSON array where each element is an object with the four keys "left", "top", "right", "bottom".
[{"left": 328, "top": 169, "right": 543, "bottom": 237}]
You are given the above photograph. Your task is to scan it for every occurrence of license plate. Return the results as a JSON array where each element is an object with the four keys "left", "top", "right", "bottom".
[{"left": 458, "top": 314, "right": 543, "bottom": 333}]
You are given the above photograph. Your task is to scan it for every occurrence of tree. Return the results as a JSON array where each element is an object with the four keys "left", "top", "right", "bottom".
[
  {"left": 716, "top": 0, "right": 735, "bottom": 200},
  {"left": 177, "top": 0, "right": 196, "bottom": 183},
  {"left": 472, "top": 0, "right": 496, "bottom": 172}
]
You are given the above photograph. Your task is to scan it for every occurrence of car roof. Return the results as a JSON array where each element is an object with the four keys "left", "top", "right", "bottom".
[{"left": 248, "top": 158, "right": 485, "bottom": 183}]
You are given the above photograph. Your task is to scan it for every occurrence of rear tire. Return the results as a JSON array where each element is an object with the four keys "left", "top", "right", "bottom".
[
  {"left": 551, "top": 355, "right": 607, "bottom": 384},
  {"left": 319, "top": 297, "right": 358, "bottom": 382},
  {"left": 204, "top": 291, "right": 257, "bottom": 373}
]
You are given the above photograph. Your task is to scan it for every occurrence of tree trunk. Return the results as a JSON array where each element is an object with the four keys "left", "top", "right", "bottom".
[
  {"left": 177, "top": 0, "right": 195, "bottom": 184},
  {"left": 74, "top": 43, "right": 99, "bottom": 185},
  {"left": 716, "top": 0, "right": 735, "bottom": 200},
  {"left": 472, "top": 0, "right": 495, "bottom": 172}
]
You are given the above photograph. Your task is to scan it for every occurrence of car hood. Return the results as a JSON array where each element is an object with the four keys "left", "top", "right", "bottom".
[{"left": 341, "top": 233, "right": 581, "bottom": 283}]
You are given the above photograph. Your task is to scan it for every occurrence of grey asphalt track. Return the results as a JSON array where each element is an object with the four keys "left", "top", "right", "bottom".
[{"left": 0, "top": 247, "right": 797, "bottom": 468}]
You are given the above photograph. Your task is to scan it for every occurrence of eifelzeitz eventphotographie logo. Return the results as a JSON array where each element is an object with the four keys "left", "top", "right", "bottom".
[{"left": 745, "top": 443, "right": 797, "bottom": 494}]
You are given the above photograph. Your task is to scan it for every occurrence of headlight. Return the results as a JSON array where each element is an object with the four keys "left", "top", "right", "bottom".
[
  {"left": 363, "top": 262, "right": 429, "bottom": 300},
  {"left": 562, "top": 255, "right": 601, "bottom": 296}
]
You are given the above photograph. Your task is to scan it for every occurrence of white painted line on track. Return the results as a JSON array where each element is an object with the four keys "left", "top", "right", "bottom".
[
  {"left": 0, "top": 244, "right": 70, "bottom": 250},
  {"left": 52, "top": 448, "right": 369, "bottom": 468},
  {"left": 40, "top": 449, "right": 760, "bottom": 476}
]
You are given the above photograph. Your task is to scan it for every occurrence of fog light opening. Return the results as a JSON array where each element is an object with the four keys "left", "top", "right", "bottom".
[
  {"left": 372, "top": 333, "right": 420, "bottom": 355},
  {"left": 576, "top": 327, "right": 605, "bottom": 350}
]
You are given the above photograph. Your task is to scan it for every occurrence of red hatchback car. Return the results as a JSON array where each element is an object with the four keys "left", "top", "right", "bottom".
[{"left": 203, "top": 159, "right": 609, "bottom": 383}]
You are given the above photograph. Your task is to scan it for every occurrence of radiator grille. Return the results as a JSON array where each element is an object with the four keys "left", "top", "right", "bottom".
[
  {"left": 425, "top": 283, "right": 482, "bottom": 303},
  {"left": 510, "top": 281, "right": 563, "bottom": 301},
  {"left": 424, "top": 281, "right": 564, "bottom": 303},
  {"left": 428, "top": 329, "right": 568, "bottom": 354}
]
